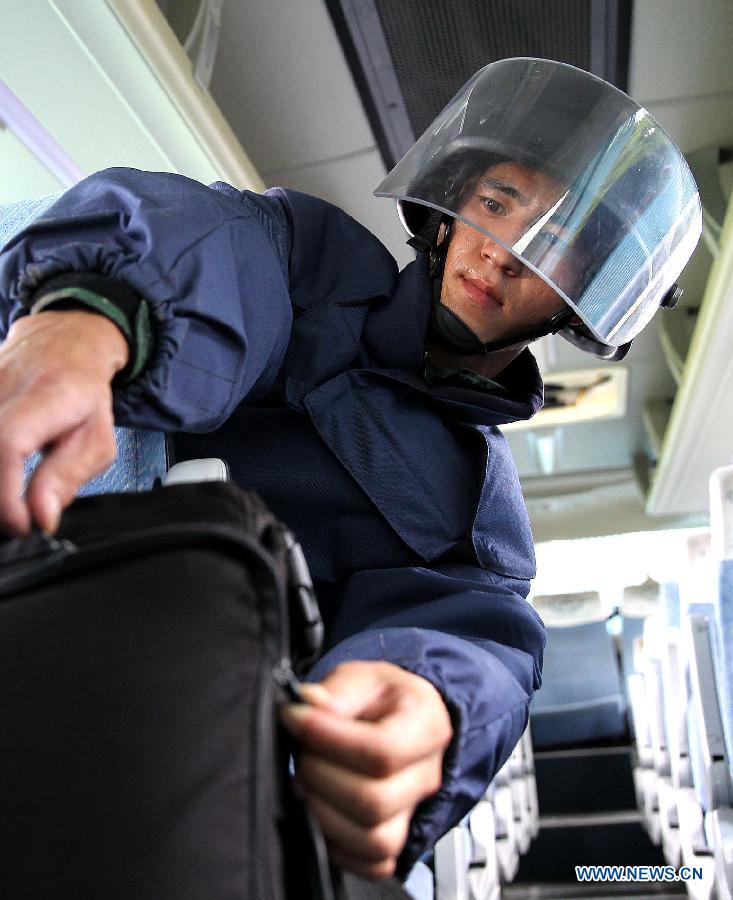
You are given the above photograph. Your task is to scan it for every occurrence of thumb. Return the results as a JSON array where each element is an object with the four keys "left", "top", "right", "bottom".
[
  {"left": 297, "top": 682, "right": 343, "bottom": 713},
  {"left": 312, "top": 661, "right": 399, "bottom": 721}
]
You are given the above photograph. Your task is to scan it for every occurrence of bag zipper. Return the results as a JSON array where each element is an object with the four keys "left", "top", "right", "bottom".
[
  {"left": 266, "top": 527, "right": 335, "bottom": 900},
  {"left": 0, "top": 523, "right": 280, "bottom": 601}
]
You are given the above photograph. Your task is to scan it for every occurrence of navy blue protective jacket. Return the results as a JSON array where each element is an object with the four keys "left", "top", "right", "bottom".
[{"left": 0, "top": 169, "right": 545, "bottom": 869}]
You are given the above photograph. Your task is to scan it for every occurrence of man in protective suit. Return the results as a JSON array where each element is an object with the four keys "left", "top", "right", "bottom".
[{"left": 0, "top": 59, "right": 700, "bottom": 879}]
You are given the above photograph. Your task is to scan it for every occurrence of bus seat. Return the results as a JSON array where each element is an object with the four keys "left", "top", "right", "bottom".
[
  {"left": 708, "top": 809, "right": 733, "bottom": 900},
  {"left": 520, "top": 728, "right": 540, "bottom": 839},
  {"left": 660, "top": 581, "right": 682, "bottom": 628},
  {"left": 403, "top": 861, "right": 434, "bottom": 900},
  {"left": 685, "top": 612, "right": 732, "bottom": 898},
  {"left": 0, "top": 191, "right": 64, "bottom": 249},
  {"left": 702, "top": 465, "right": 733, "bottom": 900},
  {"left": 465, "top": 800, "right": 501, "bottom": 900},
  {"left": 489, "top": 773, "right": 520, "bottom": 883},
  {"left": 406, "top": 785, "right": 508, "bottom": 899},
  {"left": 505, "top": 742, "right": 532, "bottom": 855},
  {"left": 416, "top": 804, "right": 501, "bottom": 900},
  {"left": 677, "top": 785, "right": 717, "bottom": 900},
  {"left": 23, "top": 427, "right": 169, "bottom": 497},
  {"left": 620, "top": 614, "right": 645, "bottom": 697},
  {"left": 531, "top": 590, "right": 604, "bottom": 626},
  {"left": 433, "top": 824, "right": 471, "bottom": 899},
  {"left": 660, "top": 626, "right": 691, "bottom": 791},
  {"left": 530, "top": 619, "right": 627, "bottom": 748},
  {"left": 713, "top": 558, "right": 733, "bottom": 776},
  {"left": 630, "top": 618, "right": 665, "bottom": 844},
  {"left": 628, "top": 667, "right": 653, "bottom": 766},
  {"left": 710, "top": 465, "right": 733, "bottom": 786},
  {"left": 659, "top": 628, "right": 689, "bottom": 866},
  {"left": 640, "top": 616, "right": 670, "bottom": 777}
]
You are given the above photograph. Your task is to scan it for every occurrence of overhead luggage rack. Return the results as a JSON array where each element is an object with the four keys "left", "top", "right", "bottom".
[{"left": 643, "top": 145, "right": 733, "bottom": 516}]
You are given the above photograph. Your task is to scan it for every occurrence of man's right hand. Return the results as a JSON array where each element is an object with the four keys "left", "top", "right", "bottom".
[{"left": 0, "top": 310, "right": 129, "bottom": 536}]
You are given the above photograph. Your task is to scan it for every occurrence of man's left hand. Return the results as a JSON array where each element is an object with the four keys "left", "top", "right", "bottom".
[{"left": 279, "top": 660, "right": 453, "bottom": 879}]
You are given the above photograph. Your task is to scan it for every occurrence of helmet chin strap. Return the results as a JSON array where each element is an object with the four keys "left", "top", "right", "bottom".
[{"left": 428, "top": 291, "right": 575, "bottom": 356}]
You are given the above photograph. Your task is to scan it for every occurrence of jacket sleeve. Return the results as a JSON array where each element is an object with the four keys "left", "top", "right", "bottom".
[
  {"left": 306, "top": 561, "right": 545, "bottom": 874},
  {"left": 0, "top": 168, "right": 294, "bottom": 432}
]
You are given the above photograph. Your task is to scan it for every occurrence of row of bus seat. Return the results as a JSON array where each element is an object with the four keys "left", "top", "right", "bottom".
[
  {"left": 407, "top": 546, "right": 658, "bottom": 895},
  {"left": 627, "top": 465, "right": 733, "bottom": 900},
  {"left": 405, "top": 728, "right": 539, "bottom": 900},
  {"left": 530, "top": 614, "right": 630, "bottom": 749}
]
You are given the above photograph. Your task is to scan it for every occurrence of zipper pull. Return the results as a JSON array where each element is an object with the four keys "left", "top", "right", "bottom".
[
  {"left": 0, "top": 528, "right": 77, "bottom": 569},
  {"left": 38, "top": 530, "right": 77, "bottom": 557},
  {"left": 273, "top": 659, "right": 307, "bottom": 704},
  {"left": 282, "top": 529, "right": 324, "bottom": 666}
]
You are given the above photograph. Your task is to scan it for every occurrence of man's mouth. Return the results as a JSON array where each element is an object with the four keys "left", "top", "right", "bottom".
[{"left": 462, "top": 277, "right": 503, "bottom": 310}]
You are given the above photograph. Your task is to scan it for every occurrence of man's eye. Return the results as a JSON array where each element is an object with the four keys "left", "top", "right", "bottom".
[{"left": 479, "top": 196, "right": 505, "bottom": 215}]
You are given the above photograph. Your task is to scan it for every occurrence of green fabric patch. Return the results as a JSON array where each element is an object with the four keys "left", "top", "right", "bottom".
[
  {"left": 30, "top": 286, "right": 152, "bottom": 386},
  {"left": 425, "top": 361, "right": 506, "bottom": 394}
]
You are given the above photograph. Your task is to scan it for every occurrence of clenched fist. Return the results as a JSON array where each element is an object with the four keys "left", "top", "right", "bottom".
[{"left": 280, "top": 660, "right": 453, "bottom": 879}]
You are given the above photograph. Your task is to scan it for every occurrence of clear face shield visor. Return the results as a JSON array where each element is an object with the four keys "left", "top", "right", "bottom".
[{"left": 375, "top": 58, "right": 702, "bottom": 348}]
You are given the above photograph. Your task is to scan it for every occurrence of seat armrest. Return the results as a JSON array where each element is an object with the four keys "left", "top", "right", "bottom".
[
  {"left": 709, "top": 808, "right": 733, "bottom": 900},
  {"left": 628, "top": 672, "right": 654, "bottom": 767},
  {"left": 163, "top": 458, "right": 230, "bottom": 485},
  {"left": 686, "top": 615, "right": 732, "bottom": 810},
  {"left": 434, "top": 825, "right": 470, "bottom": 899}
]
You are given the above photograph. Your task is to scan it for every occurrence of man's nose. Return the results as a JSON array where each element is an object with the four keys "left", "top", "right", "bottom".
[{"left": 480, "top": 233, "right": 522, "bottom": 275}]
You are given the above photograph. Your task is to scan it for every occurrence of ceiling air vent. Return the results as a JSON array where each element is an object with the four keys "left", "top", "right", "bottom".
[{"left": 325, "top": 0, "right": 632, "bottom": 168}]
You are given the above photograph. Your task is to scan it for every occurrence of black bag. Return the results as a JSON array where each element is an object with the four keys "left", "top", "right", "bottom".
[{"left": 0, "top": 482, "right": 409, "bottom": 900}]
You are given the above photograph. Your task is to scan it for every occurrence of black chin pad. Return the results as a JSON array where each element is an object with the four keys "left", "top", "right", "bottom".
[{"left": 429, "top": 302, "right": 487, "bottom": 355}]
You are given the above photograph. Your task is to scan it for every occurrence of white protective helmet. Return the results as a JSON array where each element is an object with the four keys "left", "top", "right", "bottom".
[{"left": 375, "top": 57, "right": 702, "bottom": 360}]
